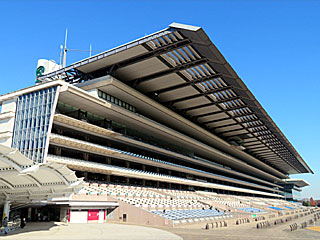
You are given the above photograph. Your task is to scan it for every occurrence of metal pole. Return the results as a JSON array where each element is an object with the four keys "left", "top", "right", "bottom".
[{"left": 62, "top": 29, "right": 68, "bottom": 68}]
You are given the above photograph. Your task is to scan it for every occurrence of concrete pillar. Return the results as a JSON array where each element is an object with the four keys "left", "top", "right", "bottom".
[
  {"left": 83, "top": 153, "right": 89, "bottom": 161},
  {"left": 156, "top": 168, "right": 160, "bottom": 174},
  {"left": 142, "top": 179, "right": 146, "bottom": 186},
  {"left": 55, "top": 147, "right": 61, "bottom": 156},
  {"left": 106, "top": 157, "right": 112, "bottom": 165},
  {"left": 156, "top": 181, "right": 160, "bottom": 188},
  {"left": 126, "top": 177, "right": 130, "bottom": 184},
  {"left": 106, "top": 175, "right": 111, "bottom": 182},
  {"left": 83, "top": 172, "right": 88, "bottom": 181},
  {"left": 168, "top": 170, "right": 171, "bottom": 176},
  {"left": 125, "top": 162, "right": 130, "bottom": 168},
  {"left": 142, "top": 165, "right": 146, "bottom": 171},
  {"left": 3, "top": 200, "right": 10, "bottom": 219}
]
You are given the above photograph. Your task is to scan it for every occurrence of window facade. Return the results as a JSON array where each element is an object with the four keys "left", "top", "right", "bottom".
[
  {"left": 12, "top": 87, "right": 58, "bottom": 163},
  {"left": 98, "top": 90, "right": 136, "bottom": 113}
]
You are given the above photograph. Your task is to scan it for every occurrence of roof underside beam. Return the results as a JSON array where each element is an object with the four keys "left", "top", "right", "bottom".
[
  {"left": 162, "top": 86, "right": 232, "bottom": 105},
  {"left": 84, "top": 38, "right": 194, "bottom": 79},
  {"left": 149, "top": 73, "right": 222, "bottom": 95},
  {"left": 193, "top": 105, "right": 264, "bottom": 119},
  {"left": 129, "top": 58, "right": 208, "bottom": 87},
  {"left": 181, "top": 96, "right": 241, "bottom": 112}
]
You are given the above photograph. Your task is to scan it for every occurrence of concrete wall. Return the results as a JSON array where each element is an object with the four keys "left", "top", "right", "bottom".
[
  {"left": 0, "top": 98, "right": 17, "bottom": 147},
  {"left": 111, "top": 198, "right": 173, "bottom": 227}
]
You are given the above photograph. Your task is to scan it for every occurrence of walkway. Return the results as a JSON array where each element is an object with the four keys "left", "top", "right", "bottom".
[{"left": 1, "top": 222, "right": 182, "bottom": 240}]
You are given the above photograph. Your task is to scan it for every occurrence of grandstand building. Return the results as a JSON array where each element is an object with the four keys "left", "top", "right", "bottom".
[{"left": 0, "top": 23, "right": 312, "bottom": 225}]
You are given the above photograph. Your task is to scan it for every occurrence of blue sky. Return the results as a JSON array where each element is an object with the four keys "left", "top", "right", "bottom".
[{"left": 0, "top": 0, "right": 319, "bottom": 199}]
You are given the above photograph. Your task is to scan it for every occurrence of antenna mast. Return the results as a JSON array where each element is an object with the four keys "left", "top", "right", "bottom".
[
  {"left": 62, "top": 28, "right": 68, "bottom": 68},
  {"left": 59, "top": 44, "right": 63, "bottom": 66}
]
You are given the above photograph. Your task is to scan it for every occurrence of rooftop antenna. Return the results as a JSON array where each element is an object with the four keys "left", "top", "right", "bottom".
[
  {"left": 59, "top": 44, "right": 63, "bottom": 66},
  {"left": 62, "top": 28, "right": 68, "bottom": 68},
  {"left": 89, "top": 44, "right": 92, "bottom": 57}
]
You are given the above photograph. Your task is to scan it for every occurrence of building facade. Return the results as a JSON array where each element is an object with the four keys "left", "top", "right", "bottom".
[{"left": 0, "top": 23, "right": 312, "bottom": 204}]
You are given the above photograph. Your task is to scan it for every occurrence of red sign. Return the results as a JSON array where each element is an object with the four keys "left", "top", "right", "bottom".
[{"left": 88, "top": 209, "right": 99, "bottom": 221}]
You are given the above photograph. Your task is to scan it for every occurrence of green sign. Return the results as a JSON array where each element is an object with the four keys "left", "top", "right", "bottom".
[{"left": 36, "top": 66, "right": 45, "bottom": 77}]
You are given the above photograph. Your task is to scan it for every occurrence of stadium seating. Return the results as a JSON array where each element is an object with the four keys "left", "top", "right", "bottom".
[
  {"left": 269, "top": 206, "right": 284, "bottom": 211},
  {"left": 238, "top": 207, "right": 264, "bottom": 213},
  {"left": 151, "top": 209, "right": 229, "bottom": 221},
  {"left": 76, "top": 181, "right": 305, "bottom": 224}
]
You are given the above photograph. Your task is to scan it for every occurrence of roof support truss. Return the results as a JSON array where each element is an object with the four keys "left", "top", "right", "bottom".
[
  {"left": 149, "top": 73, "right": 222, "bottom": 95},
  {"left": 163, "top": 86, "right": 232, "bottom": 105},
  {"left": 181, "top": 96, "right": 241, "bottom": 112},
  {"left": 130, "top": 58, "right": 208, "bottom": 87}
]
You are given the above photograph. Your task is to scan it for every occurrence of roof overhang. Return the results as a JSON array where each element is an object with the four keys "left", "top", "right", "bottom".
[
  {"left": 37, "top": 23, "right": 312, "bottom": 175},
  {"left": 53, "top": 201, "right": 119, "bottom": 208},
  {"left": 283, "top": 179, "right": 310, "bottom": 188},
  {"left": 0, "top": 144, "right": 83, "bottom": 204}
]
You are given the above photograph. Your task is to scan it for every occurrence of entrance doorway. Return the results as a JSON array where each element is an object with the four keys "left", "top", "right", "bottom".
[{"left": 88, "top": 209, "right": 99, "bottom": 221}]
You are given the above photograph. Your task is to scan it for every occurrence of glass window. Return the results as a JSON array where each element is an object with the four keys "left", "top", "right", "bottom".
[{"left": 11, "top": 86, "right": 57, "bottom": 163}]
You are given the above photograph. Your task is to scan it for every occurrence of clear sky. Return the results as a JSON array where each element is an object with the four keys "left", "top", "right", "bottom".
[{"left": 0, "top": 0, "right": 319, "bottom": 199}]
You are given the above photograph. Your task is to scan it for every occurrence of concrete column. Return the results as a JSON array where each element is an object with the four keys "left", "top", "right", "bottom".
[
  {"left": 156, "top": 181, "right": 160, "bottom": 188},
  {"left": 126, "top": 177, "right": 130, "bottom": 184},
  {"left": 3, "top": 200, "right": 10, "bottom": 219},
  {"left": 125, "top": 162, "right": 130, "bottom": 168},
  {"left": 83, "top": 172, "right": 88, "bottom": 181},
  {"left": 83, "top": 153, "right": 89, "bottom": 161},
  {"left": 106, "top": 175, "right": 111, "bottom": 182},
  {"left": 142, "top": 165, "right": 146, "bottom": 171},
  {"left": 106, "top": 157, "right": 112, "bottom": 165},
  {"left": 156, "top": 168, "right": 160, "bottom": 174},
  {"left": 168, "top": 170, "right": 171, "bottom": 176},
  {"left": 55, "top": 147, "right": 61, "bottom": 156}
]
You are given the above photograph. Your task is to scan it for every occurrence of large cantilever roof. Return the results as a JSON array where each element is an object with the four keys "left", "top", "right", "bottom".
[{"left": 38, "top": 23, "right": 312, "bottom": 175}]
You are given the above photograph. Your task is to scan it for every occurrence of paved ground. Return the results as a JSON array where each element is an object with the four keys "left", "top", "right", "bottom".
[
  {"left": 0, "top": 222, "right": 182, "bottom": 240},
  {"left": 1, "top": 214, "right": 319, "bottom": 240},
  {"left": 158, "top": 214, "right": 320, "bottom": 240}
]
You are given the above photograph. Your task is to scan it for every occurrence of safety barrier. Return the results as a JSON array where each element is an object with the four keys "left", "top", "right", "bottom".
[
  {"left": 256, "top": 221, "right": 270, "bottom": 229},
  {"left": 274, "top": 218, "right": 284, "bottom": 225},
  {"left": 205, "top": 221, "right": 227, "bottom": 230},
  {"left": 301, "top": 221, "right": 307, "bottom": 228},
  {"left": 254, "top": 216, "right": 265, "bottom": 221},
  {"left": 236, "top": 218, "right": 250, "bottom": 225},
  {"left": 289, "top": 223, "right": 298, "bottom": 231}
]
